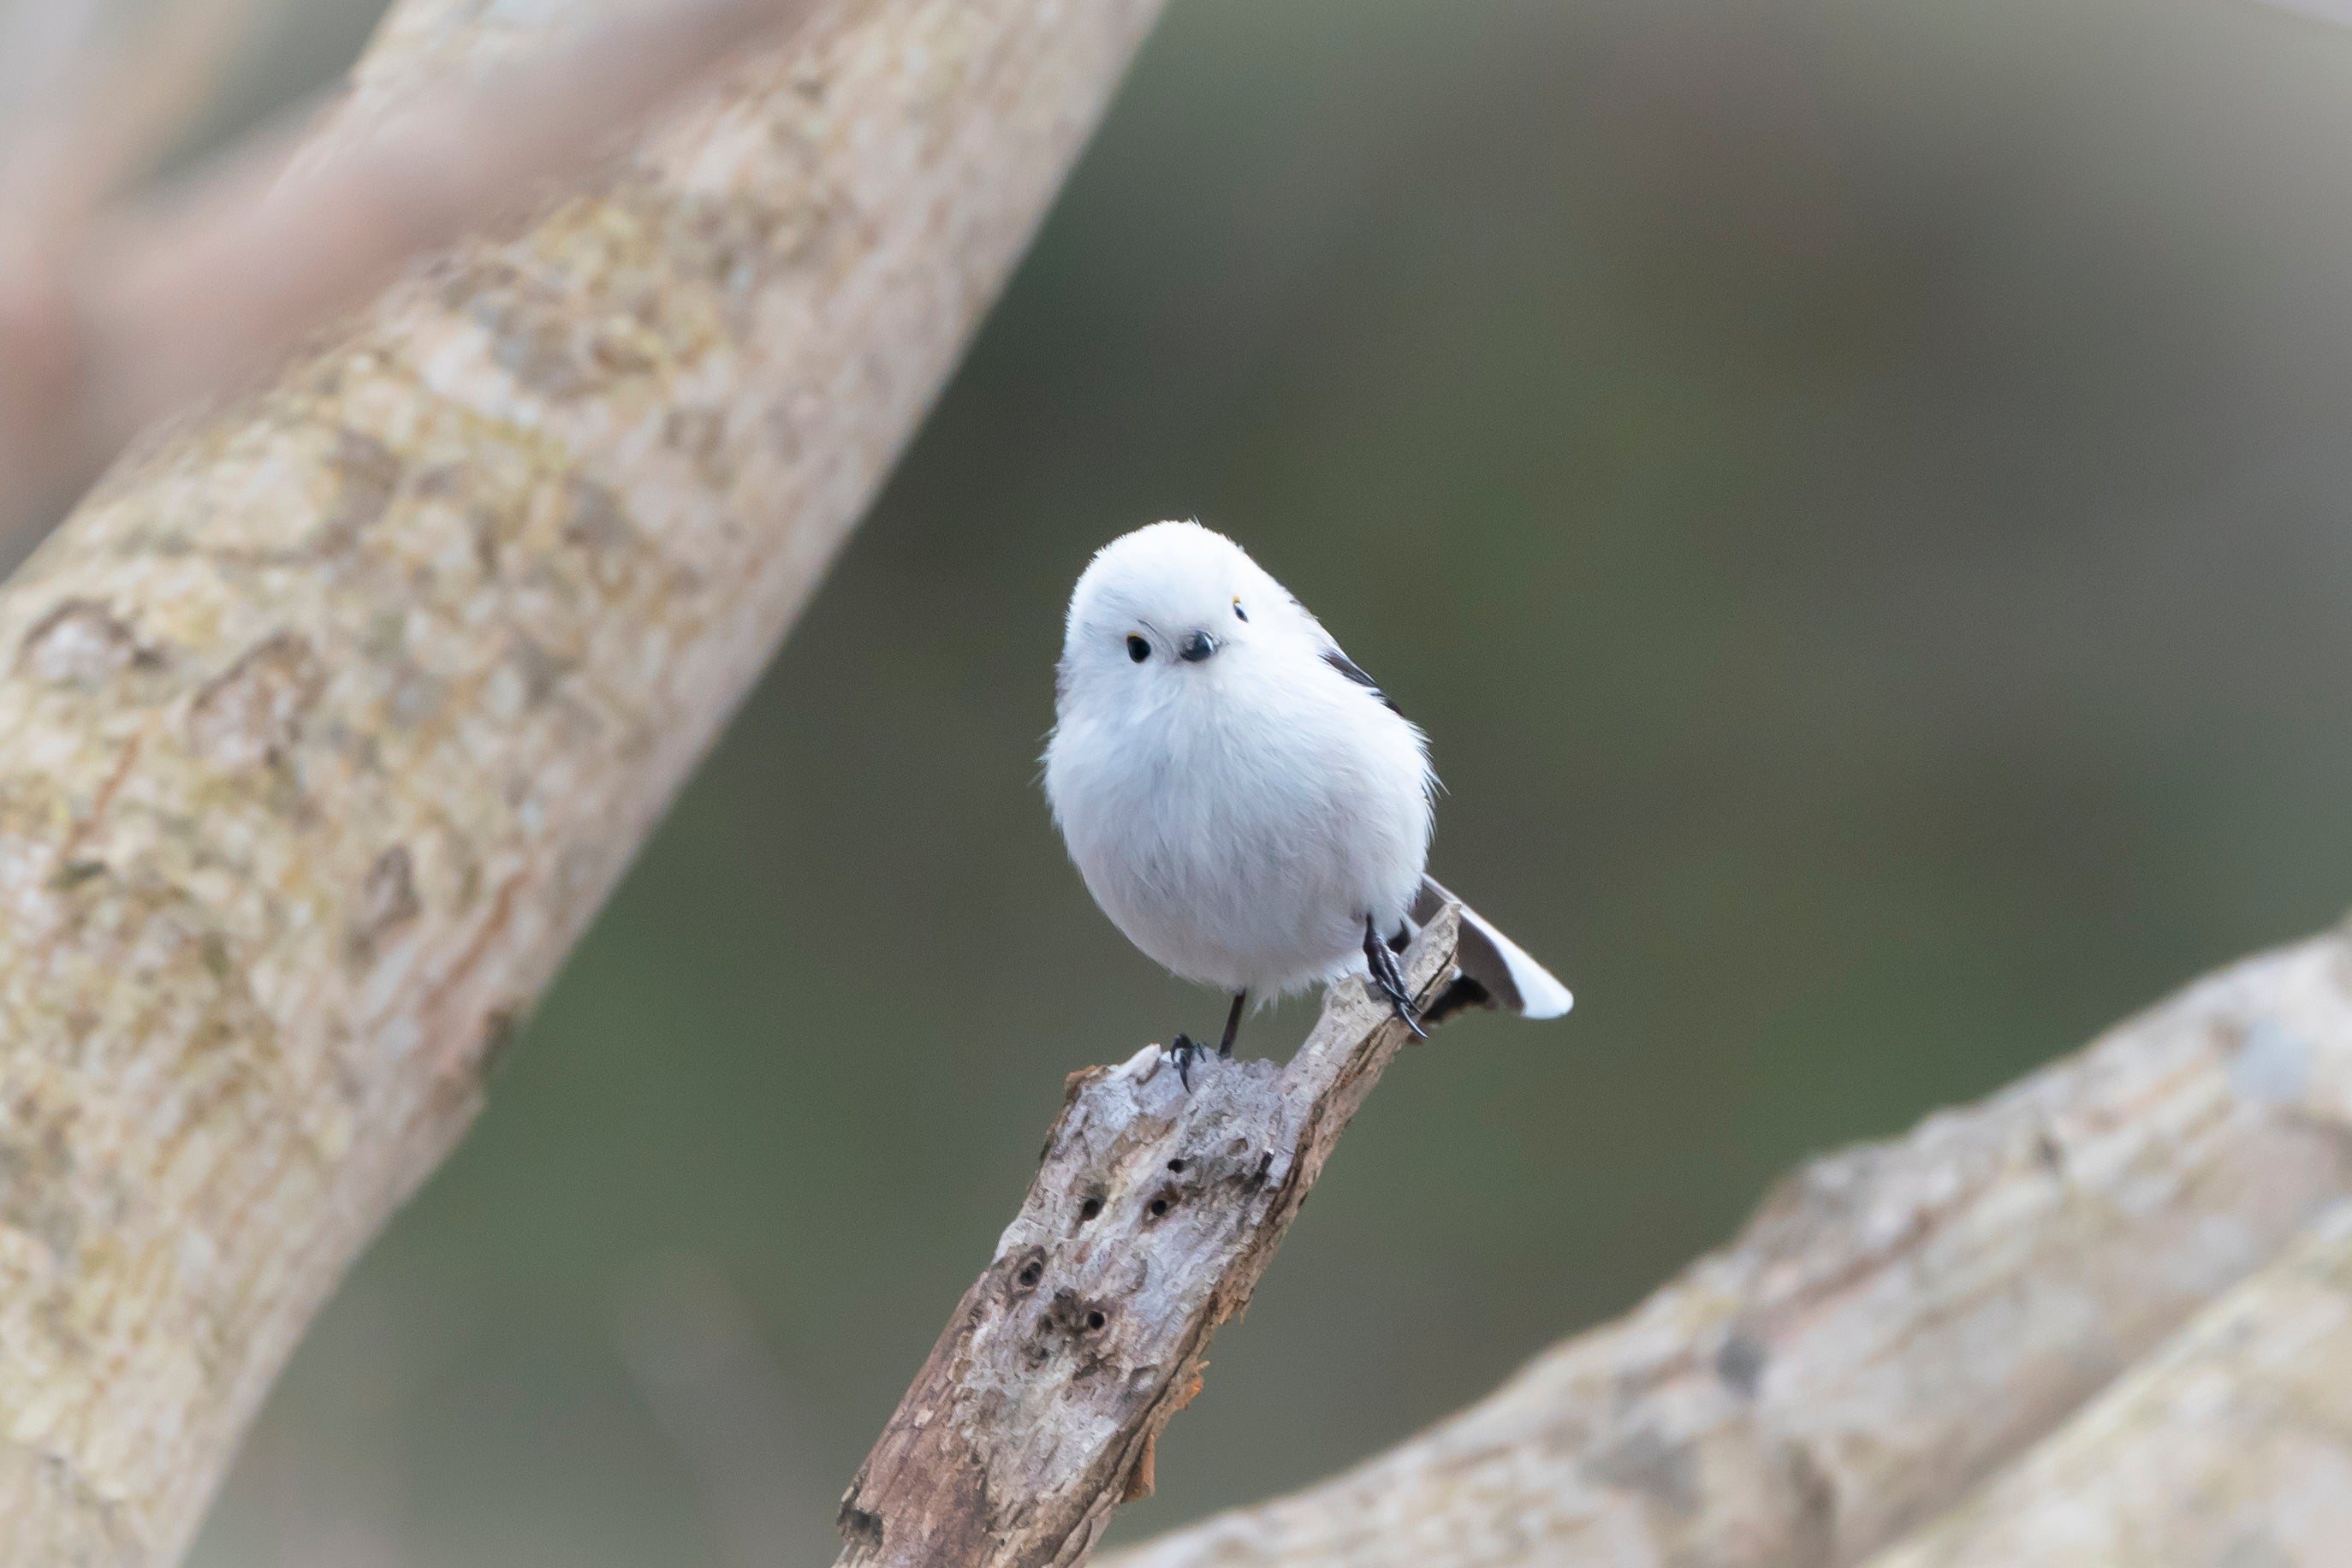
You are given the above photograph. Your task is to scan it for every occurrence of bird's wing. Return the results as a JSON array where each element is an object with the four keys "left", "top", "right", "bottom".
[
  {"left": 1319, "top": 646, "right": 1402, "bottom": 715},
  {"left": 1411, "top": 876, "right": 1574, "bottom": 1019},
  {"left": 1285, "top": 591, "right": 1405, "bottom": 716}
]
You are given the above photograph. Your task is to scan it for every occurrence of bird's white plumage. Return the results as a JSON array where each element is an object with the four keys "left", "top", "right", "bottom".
[{"left": 1043, "top": 521, "right": 1571, "bottom": 1019}]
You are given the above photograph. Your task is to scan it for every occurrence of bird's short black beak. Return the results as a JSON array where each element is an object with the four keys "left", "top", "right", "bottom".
[{"left": 1179, "top": 630, "right": 1217, "bottom": 662}]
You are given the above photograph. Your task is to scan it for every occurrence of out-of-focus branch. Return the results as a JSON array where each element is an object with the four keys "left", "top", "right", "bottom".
[
  {"left": 0, "top": 0, "right": 112, "bottom": 140},
  {"left": 838, "top": 909, "right": 1471, "bottom": 1568},
  {"left": 1108, "top": 924, "right": 2352, "bottom": 1568},
  {"left": 0, "top": 0, "right": 1168, "bottom": 1561},
  {"left": 2251, "top": 0, "right": 2352, "bottom": 31},
  {"left": 0, "top": 0, "right": 264, "bottom": 233},
  {"left": 0, "top": 0, "right": 819, "bottom": 538},
  {"left": 1864, "top": 1200, "right": 2352, "bottom": 1567}
]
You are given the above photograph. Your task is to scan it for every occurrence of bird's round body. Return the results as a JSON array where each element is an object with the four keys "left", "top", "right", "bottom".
[{"left": 1043, "top": 521, "right": 1434, "bottom": 1000}]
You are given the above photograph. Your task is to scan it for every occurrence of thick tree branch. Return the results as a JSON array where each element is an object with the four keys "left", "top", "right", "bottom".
[
  {"left": 1864, "top": 1198, "right": 2352, "bottom": 1566},
  {"left": 837, "top": 908, "right": 1473, "bottom": 1568},
  {"left": 0, "top": 0, "right": 1166, "bottom": 1562},
  {"left": 1109, "top": 924, "right": 2352, "bottom": 1568}
]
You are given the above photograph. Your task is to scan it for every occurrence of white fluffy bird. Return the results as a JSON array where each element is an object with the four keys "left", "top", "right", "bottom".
[{"left": 1043, "top": 520, "right": 1571, "bottom": 1072}]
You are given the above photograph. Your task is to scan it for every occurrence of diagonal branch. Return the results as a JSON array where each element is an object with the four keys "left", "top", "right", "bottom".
[
  {"left": 837, "top": 906, "right": 1470, "bottom": 1568},
  {"left": 1863, "top": 1198, "right": 2352, "bottom": 1567},
  {"left": 0, "top": 1, "right": 1169, "bottom": 1562},
  {"left": 1108, "top": 922, "right": 2352, "bottom": 1568},
  {"left": 0, "top": 0, "right": 824, "bottom": 538}
]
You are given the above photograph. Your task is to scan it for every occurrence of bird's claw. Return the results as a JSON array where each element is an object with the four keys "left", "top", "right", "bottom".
[
  {"left": 1167, "top": 1032, "right": 1203, "bottom": 1090},
  {"left": 1363, "top": 918, "right": 1429, "bottom": 1040},
  {"left": 1378, "top": 978, "right": 1429, "bottom": 1039}
]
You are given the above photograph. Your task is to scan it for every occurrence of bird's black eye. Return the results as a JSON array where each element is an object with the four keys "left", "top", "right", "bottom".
[
  {"left": 1232, "top": 598, "right": 1247, "bottom": 622},
  {"left": 1126, "top": 634, "right": 1149, "bottom": 662}
]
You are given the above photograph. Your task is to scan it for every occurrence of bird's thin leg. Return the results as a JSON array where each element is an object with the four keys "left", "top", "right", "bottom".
[
  {"left": 1167, "top": 1032, "right": 1203, "bottom": 1090},
  {"left": 1219, "top": 991, "right": 1247, "bottom": 1058},
  {"left": 1363, "top": 915, "right": 1428, "bottom": 1039}
]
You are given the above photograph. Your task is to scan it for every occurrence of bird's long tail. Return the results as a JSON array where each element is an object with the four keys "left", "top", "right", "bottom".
[{"left": 1410, "top": 876, "right": 1574, "bottom": 1019}]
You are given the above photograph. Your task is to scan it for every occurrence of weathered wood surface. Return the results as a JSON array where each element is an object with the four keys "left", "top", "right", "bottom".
[
  {"left": 1865, "top": 1199, "right": 2352, "bottom": 1568},
  {"left": 1108, "top": 924, "right": 2352, "bottom": 1568},
  {"left": 0, "top": 0, "right": 1166, "bottom": 1562},
  {"left": 836, "top": 909, "right": 1470, "bottom": 1568}
]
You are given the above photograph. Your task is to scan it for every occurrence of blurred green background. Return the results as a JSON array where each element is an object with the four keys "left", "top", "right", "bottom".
[{"left": 181, "top": 0, "right": 2352, "bottom": 1561}]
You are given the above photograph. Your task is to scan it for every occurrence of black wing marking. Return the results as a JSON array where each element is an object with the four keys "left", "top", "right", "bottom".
[{"left": 1322, "top": 647, "right": 1403, "bottom": 716}]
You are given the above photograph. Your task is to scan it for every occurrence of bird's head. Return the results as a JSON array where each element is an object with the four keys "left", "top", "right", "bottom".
[{"left": 1058, "top": 520, "right": 1299, "bottom": 704}]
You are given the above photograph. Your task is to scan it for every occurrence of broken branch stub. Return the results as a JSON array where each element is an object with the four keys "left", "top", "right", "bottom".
[{"left": 836, "top": 905, "right": 1468, "bottom": 1568}]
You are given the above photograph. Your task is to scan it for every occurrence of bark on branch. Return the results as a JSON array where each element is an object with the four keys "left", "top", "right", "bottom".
[
  {"left": 837, "top": 907, "right": 1471, "bottom": 1568},
  {"left": 0, "top": 0, "right": 1165, "bottom": 1562},
  {"left": 1108, "top": 924, "right": 2352, "bottom": 1568},
  {"left": 1864, "top": 1196, "right": 2352, "bottom": 1566}
]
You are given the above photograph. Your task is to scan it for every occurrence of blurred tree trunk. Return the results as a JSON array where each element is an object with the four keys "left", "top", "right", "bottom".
[
  {"left": 1863, "top": 1199, "right": 2352, "bottom": 1567},
  {"left": 0, "top": 0, "right": 1164, "bottom": 1562},
  {"left": 1108, "top": 925, "right": 2352, "bottom": 1568}
]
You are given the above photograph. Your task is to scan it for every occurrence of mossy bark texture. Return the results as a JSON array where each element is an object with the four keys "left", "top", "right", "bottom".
[{"left": 0, "top": 1, "right": 1164, "bottom": 1561}]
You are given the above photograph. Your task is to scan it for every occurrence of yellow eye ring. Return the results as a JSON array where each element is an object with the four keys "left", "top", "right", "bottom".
[{"left": 1232, "top": 597, "right": 1248, "bottom": 622}]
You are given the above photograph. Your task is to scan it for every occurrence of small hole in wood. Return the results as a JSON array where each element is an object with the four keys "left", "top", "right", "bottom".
[
  {"left": 1148, "top": 1196, "right": 1171, "bottom": 1218},
  {"left": 1078, "top": 1197, "right": 1103, "bottom": 1221},
  {"left": 1017, "top": 1261, "right": 1042, "bottom": 1287},
  {"left": 1167, "top": 1158, "right": 1186, "bottom": 1172},
  {"left": 1085, "top": 1310, "right": 1107, "bottom": 1331}
]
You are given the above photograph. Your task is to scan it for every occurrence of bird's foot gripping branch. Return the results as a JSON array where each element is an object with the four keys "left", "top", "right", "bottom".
[{"left": 835, "top": 905, "right": 1467, "bottom": 1568}]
